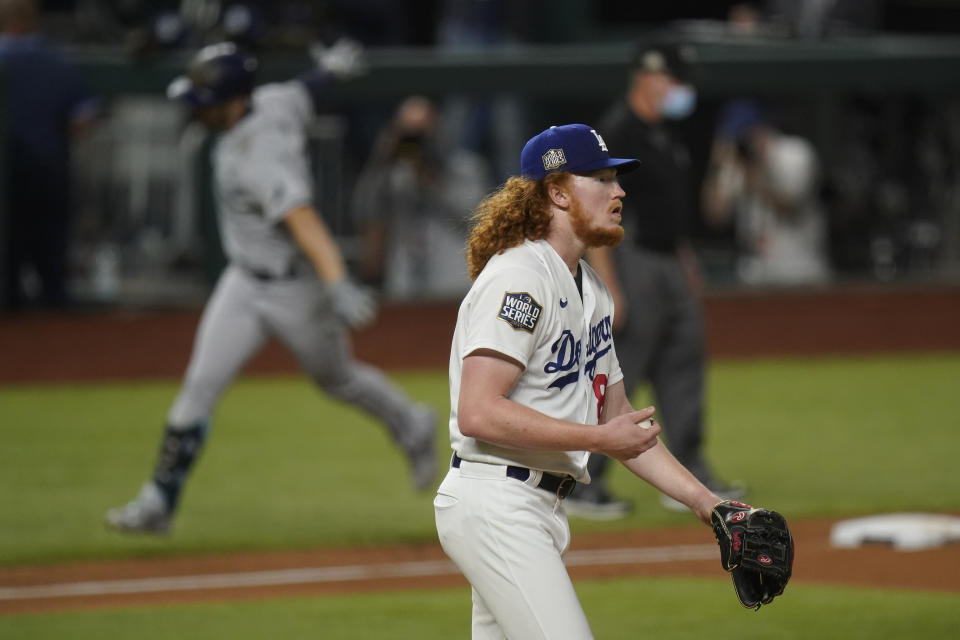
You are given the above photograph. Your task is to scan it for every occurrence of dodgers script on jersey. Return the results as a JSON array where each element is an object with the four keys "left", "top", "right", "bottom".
[
  {"left": 448, "top": 239, "right": 623, "bottom": 482},
  {"left": 212, "top": 81, "right": 315, "bottom": 278}
]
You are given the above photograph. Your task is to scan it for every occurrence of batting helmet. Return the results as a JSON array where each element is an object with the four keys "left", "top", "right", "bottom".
[{"left": 167, "top": 42, "right": 258, "bottom": 108}]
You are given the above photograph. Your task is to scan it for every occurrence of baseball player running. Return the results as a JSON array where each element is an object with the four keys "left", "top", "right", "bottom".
[
  {"left": 106, "top": 42, "right": 436, "bottom": 535},
  {"left": 435, "top": 124, "right": 722, "bottom": 638}
]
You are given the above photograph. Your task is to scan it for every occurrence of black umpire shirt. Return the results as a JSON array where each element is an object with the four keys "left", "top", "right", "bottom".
[{"left": 599, "top": 100, "right": 694, "bottom": 254}]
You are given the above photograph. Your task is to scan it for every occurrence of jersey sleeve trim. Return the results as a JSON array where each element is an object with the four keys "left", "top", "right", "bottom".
[
  {"left": 459, "top": 341, "right": 531, "bottom": 370},
  {"left": 607, "top": 368, "right": 624, "bottom": 388}
]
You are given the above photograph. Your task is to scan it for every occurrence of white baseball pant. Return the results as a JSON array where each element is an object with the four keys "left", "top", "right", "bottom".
[{"left": 434, "top": 458, "right": 594, "bottom": 640}]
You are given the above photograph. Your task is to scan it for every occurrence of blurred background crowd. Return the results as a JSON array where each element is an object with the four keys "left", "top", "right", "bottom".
[{"left": 2, "top": 0, "right": 960, "bottom": 310}]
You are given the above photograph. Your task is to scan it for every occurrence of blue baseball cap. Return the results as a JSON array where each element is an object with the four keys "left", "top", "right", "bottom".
[{"left": 520, "top": 124, "right": 640, "bottom": 180}]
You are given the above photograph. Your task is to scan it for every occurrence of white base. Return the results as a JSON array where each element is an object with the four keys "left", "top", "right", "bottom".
[{"left": 829, "top": 513, "right": 960, "bottom": 551}]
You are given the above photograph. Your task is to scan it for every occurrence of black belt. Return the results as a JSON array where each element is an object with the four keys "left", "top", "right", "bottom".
[
  {"left": 451, "top": 453, "right": 576, "bottom": 499},
  {"left": 242, "top": 264, "right": 299, "bottom": 281}
]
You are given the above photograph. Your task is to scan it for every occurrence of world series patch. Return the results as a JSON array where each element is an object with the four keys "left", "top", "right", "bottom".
[
  {"left": 498, "top": 292, "right": 543, "bottom": 333},
  {"left": 542, "top": 148, "right": 566, "bottom": 172}
]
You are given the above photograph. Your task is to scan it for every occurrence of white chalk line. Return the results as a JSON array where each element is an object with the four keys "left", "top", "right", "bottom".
[{"left": 0, "top": 544, "right": 717, "bottom": 601}]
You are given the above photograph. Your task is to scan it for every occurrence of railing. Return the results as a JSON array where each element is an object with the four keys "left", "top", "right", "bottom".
[{"left": 3, "top": 34, "right": 960, "bottom": 307}]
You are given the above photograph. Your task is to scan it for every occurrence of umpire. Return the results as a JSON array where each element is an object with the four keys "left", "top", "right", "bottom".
[{"left": 566, "top": 41, "right": 745, "bottom": 517}]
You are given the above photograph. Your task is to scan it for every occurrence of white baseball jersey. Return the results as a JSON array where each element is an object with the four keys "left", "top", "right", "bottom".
[
  {"left": 448, "top": 238, "right": 623, "bottom": 482},
  {"left": 212, "top": 81, "right": 315, "bottom": 277}
]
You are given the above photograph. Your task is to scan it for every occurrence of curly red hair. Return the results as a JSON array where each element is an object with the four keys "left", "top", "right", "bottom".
[{"left": 465, "top": 174, "right": 568, "bottom": 279}]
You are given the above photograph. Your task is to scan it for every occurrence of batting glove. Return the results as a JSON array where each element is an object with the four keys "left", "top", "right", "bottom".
[
  {"left": 309, "top": 37, "right": 368, "bottom": 80},
  {"left": 329, "top": 277, "right": 378, "bottom": 329}
]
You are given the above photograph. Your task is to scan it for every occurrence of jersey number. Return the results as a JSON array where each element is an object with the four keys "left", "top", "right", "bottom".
[{"left": 593, "top": 374, "right": 608, "bottom": 422}]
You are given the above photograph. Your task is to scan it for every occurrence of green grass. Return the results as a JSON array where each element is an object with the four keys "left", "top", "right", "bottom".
[
  {"left": 1, "top": 354, "right": 958, "bottom": 565},
  {"left": 0, "top": 373, "right": 450, "bottom": 565},
  {"left": 1, "top": 354, "right": 958, "bottom": 637},
  {"left": 582, "top": 352, "right": 960, "bottom": 533},
  {"left": 2, "top": 577, "right": 957, "bottom": 639}
]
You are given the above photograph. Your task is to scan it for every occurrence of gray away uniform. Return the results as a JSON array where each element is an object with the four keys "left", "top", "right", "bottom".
[{"left": 110, "top": 81, "right": 434, "bottom": 530}]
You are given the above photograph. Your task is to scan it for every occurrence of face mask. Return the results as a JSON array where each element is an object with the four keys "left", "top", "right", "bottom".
[{"left": 660, "top": 85, "right": 697, "bottom": 120}]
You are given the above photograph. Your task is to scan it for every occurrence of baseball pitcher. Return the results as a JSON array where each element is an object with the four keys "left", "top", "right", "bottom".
[{"left": 435, "top": 124, "right": 793, "bottom": 638}]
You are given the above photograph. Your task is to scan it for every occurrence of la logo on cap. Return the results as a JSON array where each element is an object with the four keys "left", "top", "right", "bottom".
[
  {"left": 542, "top": 148, "right": 567, "bottom": 171},
  {"left": 591, "top": 129, "right": 608, "bottom": 152}
]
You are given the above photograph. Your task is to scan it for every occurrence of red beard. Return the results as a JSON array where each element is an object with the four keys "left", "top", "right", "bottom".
[{"left": 568, "top": 196, "right": 625, "bottom": 247}]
